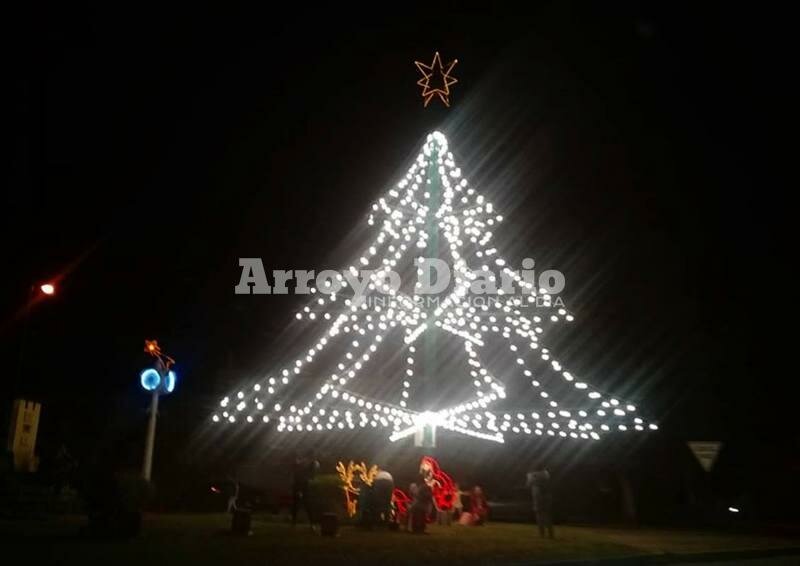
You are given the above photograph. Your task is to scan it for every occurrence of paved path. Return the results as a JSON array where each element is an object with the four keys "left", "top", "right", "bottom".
[{"left": 694, "top": 558, "right": 798, "bottom": 565}]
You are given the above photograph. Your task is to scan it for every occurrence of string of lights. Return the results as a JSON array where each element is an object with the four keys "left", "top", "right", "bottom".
[{"left": 211, "top": 132, "right": 658, "bottom": 442}]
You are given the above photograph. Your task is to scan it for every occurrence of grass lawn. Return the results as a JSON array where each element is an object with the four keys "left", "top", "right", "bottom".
[{"left": 1, "top": 514, "right": 798, "bottom": 565}]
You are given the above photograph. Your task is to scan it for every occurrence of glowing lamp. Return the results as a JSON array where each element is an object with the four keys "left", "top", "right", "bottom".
[
  {"left": 40, "top": 283, "right": 55, "bottom": 295},
  {"left": 140, "top": 367, "right": 177, "bottom": 394},
  {"left": 164, "top": 370, "right": 177, "bottom": 393},
  {"left": 140, "top": 368, "right": 161, "bottom": 391}
]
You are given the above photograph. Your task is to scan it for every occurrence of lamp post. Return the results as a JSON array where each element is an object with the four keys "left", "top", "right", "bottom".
[
  {"left": 8, "top": 282, "right": 58, "bottom": 473},
  {"left": 140, "top": 340, "right": 177, "bottom": 482},
  {"left": 15, "top": 282, "right": 58, "bottom": 395}
]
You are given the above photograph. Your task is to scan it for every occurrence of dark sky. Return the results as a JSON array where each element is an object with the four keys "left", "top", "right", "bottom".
[{"left": 3, "top": 4, "right": 795, "bottom": 470}]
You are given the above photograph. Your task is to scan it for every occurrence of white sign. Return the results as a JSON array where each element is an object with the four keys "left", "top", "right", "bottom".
[
  {"left": 415, "top": 424, "right": 436, "bottom": 448},
  {"left": 688, "top": 441, "right": 722, "bottom": 472}
]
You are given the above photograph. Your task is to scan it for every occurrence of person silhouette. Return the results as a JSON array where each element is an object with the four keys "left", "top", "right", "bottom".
[
  {"left": 527, "top": 465, "right": 554, "bottom": 539},
  {"left": 291, "top": 449, "right": 319, "bottom": 528}
]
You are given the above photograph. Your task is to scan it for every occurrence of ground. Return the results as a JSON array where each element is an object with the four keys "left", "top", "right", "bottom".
[{"left": 1, "top": 514, "right": 798, "bottom": 565}]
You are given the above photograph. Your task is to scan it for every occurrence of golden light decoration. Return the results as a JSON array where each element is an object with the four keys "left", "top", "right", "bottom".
[
  {"left": 144, "top": 340, "right": 161, "bottom": 356},
  {"left": 335, "top": 460, "right": 378, "bottom": 517},
  {"left": 414, "top": 52, "right": 458, "bottom": 107},
  {"left": 144, "top": 339, "right": 176, "bottom": 370}
]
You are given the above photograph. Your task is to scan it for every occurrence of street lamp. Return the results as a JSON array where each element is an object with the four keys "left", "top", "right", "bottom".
[
  {"left": 140, "top": 340, "right": 177, "bottom": 482},
  {"left": 15, "top": 281, "right": 58, "bottom": 394}
]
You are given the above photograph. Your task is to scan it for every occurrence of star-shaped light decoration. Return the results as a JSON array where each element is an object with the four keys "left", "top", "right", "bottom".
[
  {"left": 144, "top": 339, "right": 175, "bottom": 370},
  {"left": 415, "top": 52, "right": 458, "bottom": 107}
]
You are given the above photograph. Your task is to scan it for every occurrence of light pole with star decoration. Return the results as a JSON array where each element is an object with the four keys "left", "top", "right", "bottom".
[{"left": 140, "top": 340, "right": 177, "bottom": 482}]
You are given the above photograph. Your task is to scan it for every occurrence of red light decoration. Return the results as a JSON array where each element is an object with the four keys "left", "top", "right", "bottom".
[
  {"left": 419, "top": 456, "right": 456, "bottom": 511},
  {"left": 391, "top": 488, "right": 411, "bottom": 519}
]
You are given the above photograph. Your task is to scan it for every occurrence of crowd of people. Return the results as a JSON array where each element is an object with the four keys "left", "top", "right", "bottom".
[
  {"left": 230, "top": 452, "right": 555, "bottom": 539},
  {"left": 397, "top": 481, "right": 489, "bottom": 533}
]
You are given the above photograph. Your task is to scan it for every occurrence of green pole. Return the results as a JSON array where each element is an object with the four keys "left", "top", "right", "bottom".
[{"left": 422, "top": 144, "right": 442, "bottom": 411}]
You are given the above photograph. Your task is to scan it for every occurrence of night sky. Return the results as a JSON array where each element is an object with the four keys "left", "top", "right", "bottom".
[{"left": 4, "top": 5, "right": 795, "bottom": 481}]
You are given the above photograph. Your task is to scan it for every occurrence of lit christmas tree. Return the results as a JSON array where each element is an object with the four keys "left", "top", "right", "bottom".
[{"left": 213, "top": 132, "right": 658, "bottom": 444}]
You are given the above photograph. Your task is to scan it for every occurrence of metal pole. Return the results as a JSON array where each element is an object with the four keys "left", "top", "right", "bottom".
[
  {"left": 142, "top": 390, "right": 159, "bottom": 481},
  {"left": 14, "top": 286, "right": 35, "bottom": 398},
  {"left": 422, "top": 144, "right": 441, "bottom": 412}
]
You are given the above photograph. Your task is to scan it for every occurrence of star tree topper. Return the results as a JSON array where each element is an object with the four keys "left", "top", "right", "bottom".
[{"left": 415, "top": 52, "right": 458, "bottom": 107}]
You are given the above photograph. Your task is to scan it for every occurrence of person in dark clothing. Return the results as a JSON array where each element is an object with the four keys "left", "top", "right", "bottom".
[
  {"left": 291, "top": 450, "right": 319, "bottom": 527},
  {"left": 371, "top": 468, "right": 394, "bottom": 526},
  {"left": 527, "top": 466, "right": 554, "bottom": 539},
  {"left": 52, "top": 444, "right": 77, "bottom": 495},
  {"left": 226, "top": 474, "right": 240, "bottom": 513},
  {"left": 410, "top": 477, "right": 433, "bottom": 533}
]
